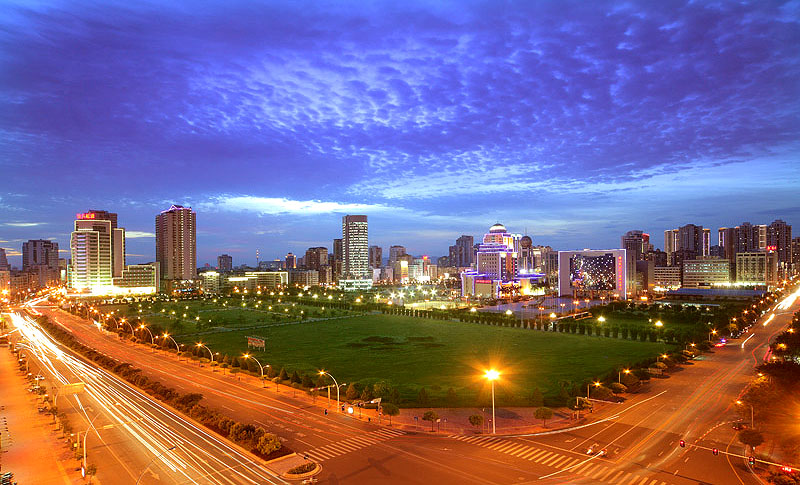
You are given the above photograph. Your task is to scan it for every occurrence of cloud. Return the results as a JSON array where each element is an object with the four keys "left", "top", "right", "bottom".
[
  {"left": 3, "top": 222, "right": 44, "bottom": 227},
  {"left": 126, "top": 230, "right": 155, "bottom": 238},
  {"left": 1, "top": 249, "right": 21, "bottom": 256},
  {"left": 200, "top": 195, "right": 400, "bottom": 216}
]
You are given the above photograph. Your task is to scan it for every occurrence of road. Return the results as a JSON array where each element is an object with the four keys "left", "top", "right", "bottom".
[
  {"left": 26, "top": 286, "right": 799, "bottom": 484},
  {"left": 7, "top": 311, "right": 289, "bottom": 485}
]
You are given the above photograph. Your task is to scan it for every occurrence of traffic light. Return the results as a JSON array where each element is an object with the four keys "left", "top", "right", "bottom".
[
  {"left": 679, "top": 440, "right": 685, "bottom": 448},
  {"left": 748, "top": 456, "right": 755, "bottom": 465},
  {"left": 712, "top": 448, "right": 719, "bottom": 456}
]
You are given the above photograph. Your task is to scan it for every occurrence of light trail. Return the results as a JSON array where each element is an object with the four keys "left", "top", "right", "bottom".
[
  {"left": 740, "top": 334, "right": 755, "bottom": 348},
  {"left": 762, "top": 314, "right": 775, "bottom": 326},
  {"left": 777, "top": 288, "right": 800, "bottom": 311},
  {"left": 8, "top": 312, "right": 289, "bottom": 485}
]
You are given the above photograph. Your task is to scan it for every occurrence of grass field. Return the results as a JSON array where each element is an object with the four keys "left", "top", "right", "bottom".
[{"left": 171, "top": 313, "right": 668, "bottom": 407}]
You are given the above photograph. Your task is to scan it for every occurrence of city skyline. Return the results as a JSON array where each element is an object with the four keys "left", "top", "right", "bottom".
[{"left": 2, "top": 1, "right": 799, "bottom": 266}]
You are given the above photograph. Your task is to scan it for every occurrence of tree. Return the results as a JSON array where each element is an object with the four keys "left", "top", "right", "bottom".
[
  {"left": 360, "top": 386, "right": 374, "bottom": 402},
  {"left": 256, "top": 432, "right": 282, "bottom": 455},
  {"left": 528, "top": 388, "right": 544, "bottom": 407},
  {"left": 738, "top": 429, "right": 764, "bottom": 452},
  {"left": 446, "top": 387, "right": 458, "bottom": 407},
  {"left": 534, "top": 407, "right": 554, "bottom": 427},
  {"left": 417, "top": 387, "right": 430, "bottom": 406},
  {"left": 422, "top": 410, "right": 440, "bottom": 431},
  {"left": 469, "top": 414, "right": 484, "bottom": 431},
  {"left": 290, "top": 370, "right": 301, "bottom": 384},
  {"left": 346, "top": 383, "right": 360, "bottom": 401},
  {"left": 382, "top": 402, "right": 400, "bottom": 425},
  {"left": 278, "top": 367, "right": 289, "bottom": 381}
]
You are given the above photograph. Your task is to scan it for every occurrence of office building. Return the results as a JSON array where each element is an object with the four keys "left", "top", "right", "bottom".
[
  {"left": 285, "top": 252, "right": 297, "bottom": 269},
  {"left": 621, "top": 230, "right": 649, "bottom": 261},
  {"left": 70, "top": 212, "right": 113, "bottom": 293},
  {"left": 155, "top": 205, "right": 196, "bottom": 281},
  {"left": 342, "top": 215, "right": 369, "bottom": 281},
  {"left": 0, "top": 248, "right": 9, "bottom": 271},
  {"left": 22, "top": 239, "right": 59, "bottom": 271},
  {"left": 305, "top": 247, "right": 329, "bottom": 272},
  {"left": 448, "top": 235, "right": 474, "bottom": 268},
  {"left": 113, "top": 263, "right": 160, "bottom": 292},
  {"left": 681, "top": 258, "right": 730, "bottom": 288},
  {"left": 217, "top": 254, "right": 233, "bottom": 272},
  {"left": 793, "top": 237, "right": 800, "bottom": 275},
  {"left": 736, "top": 251, "right": 778, "bottom": 285},
  {"left": 518, "top": 235, "right": 534, "bottom": 273},
  {"left": 368, "top": 245, "right": 382, "bottom": 269},
  {"left": 389, "top": 245, "right": 407, "bottom": 263},
  {"left": 80, "top": 210, "right": 125, "bottom": 277},
  {"left": 766, "top": 219, "right": 792, "bottom": 274},
  {"left": 664, "top": 229, "right": 679, "bottom": 265},
  {"left": 557, "top": 249, "right": 630, "bottom": 299},
  {"left": 290, "top": 269, "right": 319, "bottom": 287},
  {"left": 653, "top": 266, "right": 682, "bottom": 289},
  {"left": 200, "top": 271, "right": 222, "bottom": 294},
  {"left": 332, "top": 238, "right": 343, "bottom": 278}
]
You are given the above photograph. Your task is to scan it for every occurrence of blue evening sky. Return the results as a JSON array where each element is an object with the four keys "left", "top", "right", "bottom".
[{"left": 1, "top": 1, "right": 798, "bottom": 267}]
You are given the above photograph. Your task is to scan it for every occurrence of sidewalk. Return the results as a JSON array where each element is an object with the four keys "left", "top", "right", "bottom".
[{"left": 0, "top": 346, "right": 78, "bottom": 484}]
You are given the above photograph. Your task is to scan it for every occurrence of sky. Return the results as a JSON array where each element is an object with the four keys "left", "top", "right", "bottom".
[{"left": 1, "top": 0, "right": 799, "bottom": 268}]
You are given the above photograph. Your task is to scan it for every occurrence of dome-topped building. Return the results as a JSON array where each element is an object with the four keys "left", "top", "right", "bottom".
[{"left": 488, "top": 223, "right": 507, "bottom": 234}]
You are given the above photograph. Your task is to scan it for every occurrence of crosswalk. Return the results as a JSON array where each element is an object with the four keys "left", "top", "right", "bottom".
[
  {"left": 304, "top": 428, "right": 406, "bottom": 462},
  {"left": 449, "top": 435, "right": 673, "bottom": 485}
]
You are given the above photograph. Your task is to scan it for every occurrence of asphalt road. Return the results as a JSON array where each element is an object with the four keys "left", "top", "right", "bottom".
[
  {"left": 7, "top": 311, "right": 289, "bottom": 485},
  {"left": 27, "top": 286, "right": 799, "bottom": 484}
]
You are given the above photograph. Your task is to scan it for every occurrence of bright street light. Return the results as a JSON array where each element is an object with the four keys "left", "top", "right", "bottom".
[{"left": 483, "top": 369, "right": 500, "bottom": 434}]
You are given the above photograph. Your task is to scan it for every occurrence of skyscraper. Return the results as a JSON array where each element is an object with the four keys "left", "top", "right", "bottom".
[
  {"left": 305, "top": 247, "right": 329, "bottom": 272},
  {"left": 342, "top": 215, "right": 369, "bottom": 280},
  {"left": 368, "top": 245, "right": 382, "bottom": 268},
  {"left": 217, "top": 254, "right": 233, "bottom": 272},
  {"left": 70, "top": 212, "right": 113, "bottom": 292},
  {"left": 451, "top": 235, "right": 474, "bottom": 267},
  {"left": 621, "top": 230, "right": 649, "bottom": 261},
  {"left": 0, "top": 248, "right": 10, "bottom": 271},
  {"left": 389, "top": 245, "right": 407, "bottom": 263},
  {"left": 22, "top": 239, "right": 59, "bottom": 271},
  {"left": 285, "top": 252, "right": 297, "bottom": 269},
  {"left": 155, "top": 205, "right": 196, "bottom": 281},
  {"left": 84, "top": 210, "right": 126, "bottom": 277},
  {"left": 767, "top": 219, "right": 792, "bottom": 271}
]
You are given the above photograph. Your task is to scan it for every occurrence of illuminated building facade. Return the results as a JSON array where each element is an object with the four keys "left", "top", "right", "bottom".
[
  {"left": 70, "top": 214, "right": 113, "bottom": 293},
  {"left": 155, "top": 205, "right": 196, "bottom": 281},
  {"left": 341, "top": 215, "right": 370, "bottom": 287},
  {"left": 557, "top": 249, "right": 630, "bottom": 299},
  {"left": 217, "top": 254, "right": 233, "bottom": 272},
  {"left": 112, "top": 263, "right": 160, "bottom": 293},
  {"left": 736, "top": 251, "right": 778, "bottom": 285},
  {"left": 461, "top": 223, "right": 543, "bottom": 298},
  {"left": 682, "top": 258, "right": 730, "bottom": 288}
]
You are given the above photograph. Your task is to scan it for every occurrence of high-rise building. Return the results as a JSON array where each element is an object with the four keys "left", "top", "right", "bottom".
[
  {"left": 82, "top": 210, "right": 125, "bottom": 277},
  {"left": 368, "top": 245, "right": 382, "bottom": 269},
  {"left": 342, "top": 215, "right": 369, "bottom": 280},
  {"left": 70, "top": 213, "right": 113, "bottom": 292},
  {"left": 389, "top": 245, "right": 407, "bottom": 263},
  {"left": 285, "top": 252, "right": 297, "bottom": 269},
  {"left": 0, "top": 248, "right": 9, "bottom": 271},
  {"left": 155, "top": 205, "right": 196, "bottom": 281},
  {"left": 766, "top": 219, "right": 792, "bottom": 273},
  {"left": 217, "top": 254, "right": 233, "bottom": 272},
  {"left": 557, "top": 249, "right": 631, "bottom": 299},
  {"left": 22, "top": 239, "right": 59, "bottom": 271},
  {"left": 518, "top": 235, "right": 534, "bottom": 274},
  {"left": 736, "top": 251, "right": 778, "bottom": 285},
  {"left": 305, "top": 247, "right": 329, "bottom": 272},
  {"left": 448, "top": 235, "right": 474, "bottom": 268},
  {"left": 681, "top": 258, "right": 730, "bottom": 288},
  {"left": 793, "top": 237, "right": 800, "bottom": 275},
  {"left": 621, "top": 230, "right": 649, "bottom": 261},
  {"left": 332, "top": 238, "right": 343, "bottom": 277},
  {"left": 664, "top": 229, "right": 679, "bottom": 265}
]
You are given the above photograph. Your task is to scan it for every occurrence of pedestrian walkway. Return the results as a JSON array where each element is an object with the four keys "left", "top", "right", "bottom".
[
  {"left": 303, "top": 428, "right": 405, "bottom": 463},
  {"left": 449, "top": 435, "right": 674, "bottom": 485},
  {"left": 0, "top": 347, "right": 76, "bottom": 485}
]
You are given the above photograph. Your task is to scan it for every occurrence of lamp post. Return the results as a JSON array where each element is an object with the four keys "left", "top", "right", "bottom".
[
  {"left": 483, "top": 369, "right": 500, "bottom": 434},
  {"left": 161, "top": 333, "right": 180, "bottom": 357},
  {"left": 736, "top": 400, "right": 754, "bottom": 428},
  {"left": 135, "top": 445, "right": 177, "bottom": 485},
  {"left": 709, "top": 329, "right": 717, "bottom": 342},
  {"left": 319, "top": 370, "right": 340, "bottom": 412},
  {"left": 618, "top": 369, "right": 630, "bottom": 383},
  {"left": 196, "top": 343, "right": 215, "bottom": 366},
  {"left": 243, "top": 353, "right": 268, "bottom": 387},
  {"left": 139, "top": 325, "right": 155, "bottom": 352},
  {"left": 588, "top": 381, "right": 600, "bottom": 398},
  {"left": 657, "top": 353, "right": 668, "bottom": 362}
]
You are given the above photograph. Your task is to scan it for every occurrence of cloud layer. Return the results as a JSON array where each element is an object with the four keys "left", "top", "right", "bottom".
[{"left": 0, "top": 0, "right": 798, "bottom": 264}]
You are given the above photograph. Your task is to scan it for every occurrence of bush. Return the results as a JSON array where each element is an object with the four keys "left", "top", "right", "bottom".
[
  {"left": 609, "top": 382, "right": 627, "bottom": 394},
  {"left": 590, "top": 385, "right": 614, "bottom": 401},
  {"left": 287, "top": 462, "right": 316, "bottom": 475}
]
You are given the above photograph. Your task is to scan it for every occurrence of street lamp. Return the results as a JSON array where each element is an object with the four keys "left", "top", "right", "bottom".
[
  {"left": 654, "top": 320, "right": 663, "bottom": 328},
  {"left": 196, "top": 343, "right": 215, "bottom": 365},
  {"left": 597, "top": 316, "right": 606, "bottom": 323},
  {"left": 319, "top": 370, "right": 341, "bottom": 411},
  {"left": 657, "top": 353, "right": 668, "bottom": 362},
  {"left": 588, "top": 381, "right": 601, "bottom": 398},
  {"left": 483, "top": 369, "right": 500, "bottom": 434},
  {"left": 709, "top": 329, "right": 718, "bottom": 342},
  {"left": 138, "top": 325, "right": 155, "bottom": 352},
  {"left": 736, "top": 400, "right": 754, "bottom": 428},
  {"left": 618, "top": 369, "right": 630, "bottom": 383},
  {"left": 161, "top": 333, "right": 180, "bottom": 355},
  {"left": 243, "top": 353, "right": 268, "bottom": 387}
]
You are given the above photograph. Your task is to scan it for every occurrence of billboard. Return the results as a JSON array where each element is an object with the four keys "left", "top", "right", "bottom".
[{"left": 568, "top": 253, "right": 617, "bottom": 290}]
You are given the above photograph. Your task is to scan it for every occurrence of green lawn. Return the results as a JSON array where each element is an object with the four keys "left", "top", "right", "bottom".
[{"left": 173, "top": 313, "right": 667, "bottom": 407}]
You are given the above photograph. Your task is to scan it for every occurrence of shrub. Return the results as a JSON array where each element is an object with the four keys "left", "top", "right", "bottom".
[{"left": 609, "top": 382, "right": 627, "bottom": 394}]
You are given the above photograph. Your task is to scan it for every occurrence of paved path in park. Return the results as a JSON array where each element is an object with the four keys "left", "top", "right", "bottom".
[{"left": 0, "top": 346, "right": 78, "bottom": 484}]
